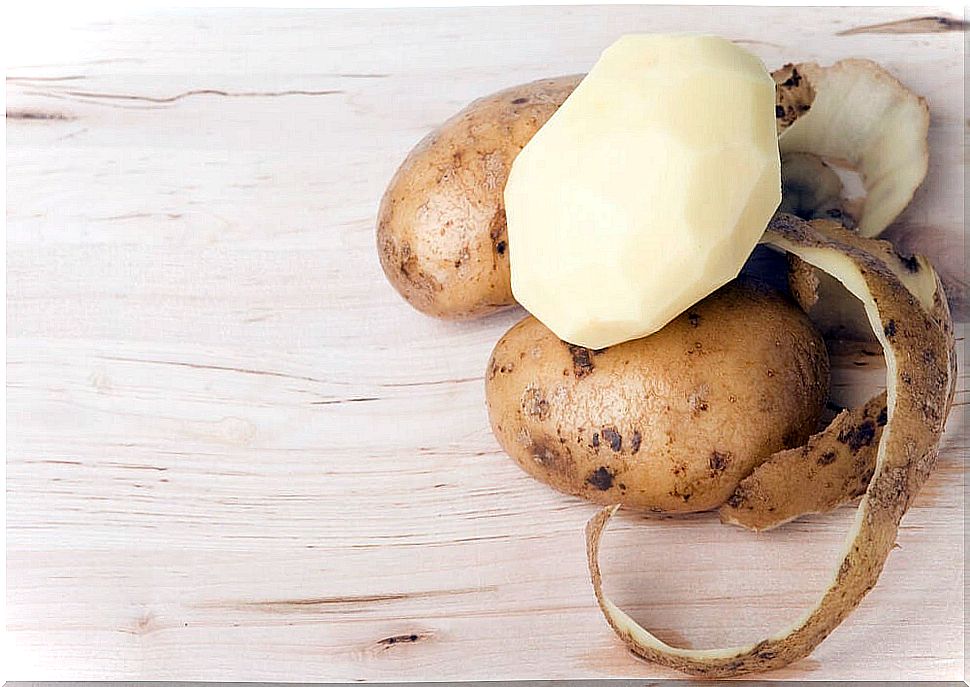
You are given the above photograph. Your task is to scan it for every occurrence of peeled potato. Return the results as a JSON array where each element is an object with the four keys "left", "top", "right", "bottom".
[
  {"left": 485, "top": 278, "right": 829, "bottom": 512},
  {"left": 505, "top": 35, "right": 781, "bottom": 349},
  {"left": 376, "top": 76, "right": 581, "bottom": 319}
]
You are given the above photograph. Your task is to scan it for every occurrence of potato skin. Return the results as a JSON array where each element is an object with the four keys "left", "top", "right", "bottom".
[
  {"left": 485, "top": 279, "right": 830, "bottom": 512},
  {"left": 377, "top": 76, "right": 582, "bottom": 319}
]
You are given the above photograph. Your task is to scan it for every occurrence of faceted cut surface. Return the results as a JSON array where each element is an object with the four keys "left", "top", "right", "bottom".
[{"left": 505, "top": 34, "right": 782, "bottom": 348}]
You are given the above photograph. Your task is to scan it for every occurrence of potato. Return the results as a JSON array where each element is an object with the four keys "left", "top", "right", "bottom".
[
  {"left": 485, "top": 278, "right": 829, "bottom": 512},
  {"left": 505, "top": 35, "right": 781, "bottom": 349},
  {"left": 377, "top": 76, "right": 582, "bottom": 319}
]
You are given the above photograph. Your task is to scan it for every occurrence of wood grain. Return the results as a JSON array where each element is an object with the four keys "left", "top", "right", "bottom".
[{"left": 6, "top": 6, "right": 966, "bottom": 681}]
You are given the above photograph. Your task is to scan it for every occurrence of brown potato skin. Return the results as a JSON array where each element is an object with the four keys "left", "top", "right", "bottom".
[
  {"left": 485, "top": 279, "right": 830, "bottom": 512},
  {"left": 377, "top": 76, "right": 582, "bottom": 319},
  {"left": 720, "top": 392, "right": 886, "bottom": 531}
]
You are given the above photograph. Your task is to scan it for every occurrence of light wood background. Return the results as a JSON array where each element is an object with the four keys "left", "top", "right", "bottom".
[{"left": 6, "top": 5, "right": 966, "bottom": 681}]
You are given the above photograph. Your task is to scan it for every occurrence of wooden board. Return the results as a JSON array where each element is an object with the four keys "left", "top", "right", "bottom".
[{"left": 6, "top": 5, "right": 966, "bottom": 681}]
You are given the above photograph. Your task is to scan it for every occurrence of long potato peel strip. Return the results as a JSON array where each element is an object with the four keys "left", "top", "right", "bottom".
[
  {"left": 586, "top": 215, "right": 955, "bottom": 678},
  {"left": 718, "top": 392, "right": 887, "bottom": 532},
  {"left": 721, "top": 221, "right": 955, "bottom": 531}
]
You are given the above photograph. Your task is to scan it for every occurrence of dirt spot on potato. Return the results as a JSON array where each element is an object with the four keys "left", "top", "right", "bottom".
[
  {"left": 587, "top": 467, "right": 614, "bottom": 491},
  {"left": 397, "top": 242, "right": 443, "bottom": 296},
  {"left": 838, "top": 419, "right": 877, "bottom": 452},
  {"left": 725, "top": 489, "right": 745, "bottom": 509},
  {"left": 818, "top": 450, "right": 837, "bottom": 466},
  {"left": 488, "top": 208, "right": 507, "bottom": 250},
  {"left": 709, "top": 451, "right": 730, "bottom": 473},
  {"left": 565, "top": 344, "right": 595, "bottom": 378},
  {"left": 488, "top": 361, "right": 498, "bottom": 380},
  {"left": 782, "top": 69, "right": 802, "bottom": 87},
  {"left": 688, "top": 386, "right": 709, "bottom": 414},
  {"left": 530, "top": 440, "right": 562, "bottom": 468},
  {"left": 601, "top": 427, "right": 622, "bottom": 452},
  {"left": 687, "top": 312, "right": 700, "bottom": 327},
  {"left": 630, "top": 431, "right": 642, "bottom": 454},
  {"left": 877, "top": 406, "right": 888, "bottom": 426},
  {"left": 669, "top": 486, "right": 692, "bottom": 503},
  {"left": 453, "top": 245, "right": 471, "bottom": 270}
]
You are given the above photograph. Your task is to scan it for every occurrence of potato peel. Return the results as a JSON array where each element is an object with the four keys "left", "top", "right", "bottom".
[
  {"left": 789, "top": 255, "right": 875, "bottom": 341},
  {"left": 773, "top": 63, "right": 815, "bottom": 135},
  {"left": 779, "top": 152, "right": 854, "bottom": 227},
  {"left": 724, "top": 221, "right": 954, "bottom": 530},
  {"left": 774, "top": 60, "right": 929, "bottom": 238},
  {"left": 787, "top": 226, "right": 941, "bottom": 341},
  {"left": 718, "top": 392, "right": 885, "bottom": 532},
  {"left": 586, "top": 215, "right": 955, "bottom": 677}
]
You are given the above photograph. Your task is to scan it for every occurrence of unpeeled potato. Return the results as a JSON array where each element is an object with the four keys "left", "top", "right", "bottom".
[
  {"left": 377, "top": 76, "right": 582, "bottom": 319},
  {"left": 485, "top": 278, "right": 829, "bottom": 512}
]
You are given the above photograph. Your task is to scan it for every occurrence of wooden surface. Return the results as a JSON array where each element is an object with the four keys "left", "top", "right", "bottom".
[{"left": 6, "top": 6, "right": 966, "bottom": 681}]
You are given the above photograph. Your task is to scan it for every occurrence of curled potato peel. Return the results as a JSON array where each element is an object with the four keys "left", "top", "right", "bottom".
[
  {"left": 719, "top": 392, "right": 886, "bottom": 531},
  {"left": 779, "top": 152, "right": 853, "bottom": 227},
  {"left": 724, "top": 225, "right": 958, "bottom": 530},
  {"left": 787, "top": 222, "right": 940, "bottom": 341},
  {"left": 586, "top": 215, "right": 955, "bottom": 677},
  {"left": 774, "top": 60, "right": 929, "bottom": 237},
  {"left": 773, "top": 63, "right": 815, "bottom": 135}
]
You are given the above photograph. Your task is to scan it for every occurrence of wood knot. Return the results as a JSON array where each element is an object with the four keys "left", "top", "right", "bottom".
[{"left": 376, "top": 631, "right": 433, "bottom": 650}]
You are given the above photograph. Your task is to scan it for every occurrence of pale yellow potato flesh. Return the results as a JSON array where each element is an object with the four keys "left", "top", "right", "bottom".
[{"left": 505, "top": 34, "right": 781, "bottom": 349}]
